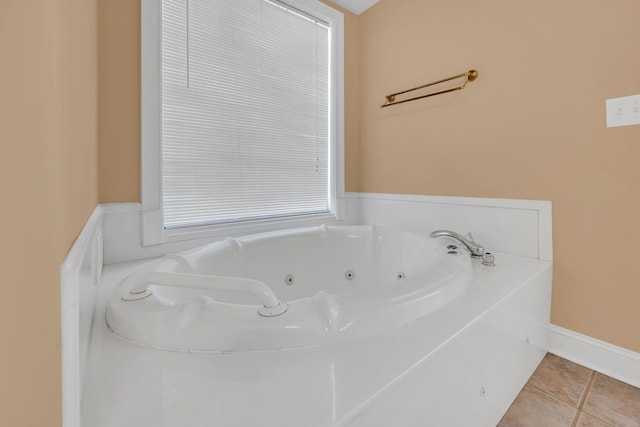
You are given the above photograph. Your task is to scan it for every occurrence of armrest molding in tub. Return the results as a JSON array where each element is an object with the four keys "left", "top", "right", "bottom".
[{"left": 121, "top": 271, "right": 288, "bottom": 317}]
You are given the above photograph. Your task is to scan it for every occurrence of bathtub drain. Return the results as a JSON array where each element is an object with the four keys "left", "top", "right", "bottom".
[
  {"left": 345, "top": 270, "right": 355, "bottom": 280},
  {"left": 284, "top": 274, "right": 295, "bottom": 286},
  {"left": 396, "top": 272, "right": 406, "bottom": 280}
]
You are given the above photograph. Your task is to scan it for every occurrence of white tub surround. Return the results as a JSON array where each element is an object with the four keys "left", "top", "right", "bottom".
[
  {"left": 79, "top": 193, "right": 556, "bottom": 427},
  {"left": 102, "top": 193, "right": 549, "bottom": 264},
  {"left": 358, "top": 193, "right": 552, "bottom": 261},
  {"left": 102, "top": 194, "right": 360, "bottom": 264},
  {"left": 72, "top": 193, "right": 640, "bottom": 426},
  {"left": 348, "top": 264, "right": 551, "bottom": 427},
  {"left": 61, "top": 206, "right": 104, "bottom": 427},
  {"left": 106, "top": 225, "right": 473, "bottom": 352},
  {"left": 83, "top": 249, "right": 551, "bottom": 427}
]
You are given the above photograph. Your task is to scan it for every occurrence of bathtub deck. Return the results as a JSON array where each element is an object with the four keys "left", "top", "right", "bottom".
[{"left": 82, "top": 254, "right": 551, "bottom": 427}]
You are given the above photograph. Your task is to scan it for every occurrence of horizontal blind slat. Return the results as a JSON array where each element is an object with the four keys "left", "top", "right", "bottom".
[{"left": 161, "top": 0, "right": 330, "bottom": 229}]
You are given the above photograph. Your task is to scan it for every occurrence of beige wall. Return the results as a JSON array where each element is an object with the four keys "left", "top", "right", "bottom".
[
  {"left": 97, "top": 0, "right": 361, "bottom": 202},
  {"left": 0, "top": 0, "right": 98, "bottom": 425},
  {"left": 98, "top": 0, "right": 141, "bottom": 202},
  {"left": 360, "top": 0, "right": 640, "bottom": 352}
]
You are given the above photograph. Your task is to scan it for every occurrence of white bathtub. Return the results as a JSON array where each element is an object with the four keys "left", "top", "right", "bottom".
[{"left": 106, "top": 225, "right": 473, "bottom": 352}]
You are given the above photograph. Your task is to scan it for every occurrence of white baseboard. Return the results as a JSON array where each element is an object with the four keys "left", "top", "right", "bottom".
[{"left": 549, "top": 324, "right": 640, "bottom": 388}]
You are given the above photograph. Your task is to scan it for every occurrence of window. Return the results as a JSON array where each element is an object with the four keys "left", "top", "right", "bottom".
[{"left": 141, "top": 0, "right": 344, "bottom": 244}]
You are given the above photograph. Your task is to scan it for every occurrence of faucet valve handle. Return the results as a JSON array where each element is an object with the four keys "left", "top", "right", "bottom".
[{"left": 481, "top": 252, "right": 495, "bottom": 267}]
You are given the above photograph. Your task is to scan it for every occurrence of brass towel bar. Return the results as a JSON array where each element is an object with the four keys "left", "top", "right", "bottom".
[{"left": 381, "top": 69, "right": 478, "bottom": 108}]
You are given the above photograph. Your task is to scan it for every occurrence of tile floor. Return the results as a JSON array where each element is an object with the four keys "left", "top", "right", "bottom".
[{"left": 498, "top": 353, "right": 640, "bottom": 427}]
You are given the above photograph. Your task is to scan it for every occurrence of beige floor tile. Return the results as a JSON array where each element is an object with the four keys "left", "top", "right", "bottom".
[
  {"left": 528, "top": 353, "right": 593, "bottom": 407},
  {"left": 576, "top": 412, "right": 613, "bottom": 427},
  {"left": 498, "top": 384, "right": 577, "bottom": 427},
  {"left": 583, "top": 373, "right": 640, "bottom": 427}
]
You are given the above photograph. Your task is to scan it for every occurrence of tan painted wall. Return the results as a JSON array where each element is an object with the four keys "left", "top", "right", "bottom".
[
  {"left": 97, "top": 0, "right": 361, "bottom": 202},
  {"left": 0, "top": 0, "right": 98, "bottom": 425},
  {"left": 98, "top": 0, "right": 141, "bottom": 202},
  {"left": 359, "top": 0, "right": 640, "bottom": 352}
]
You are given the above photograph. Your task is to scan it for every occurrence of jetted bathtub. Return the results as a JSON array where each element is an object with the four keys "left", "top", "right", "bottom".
[{"left": 106, "top": 225, "right": 473, "bottom": 352}]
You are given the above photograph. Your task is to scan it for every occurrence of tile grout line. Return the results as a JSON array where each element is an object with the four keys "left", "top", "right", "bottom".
[
  {"left": 578, "top": 371, "right": 597, "bottom": 410},
  {"left": 578, "top": 372, "right": 616, "bottom": 427},
  {"left": 525, "top": 382, "right": 582, "bottom": 426},
  {"left": 570, "top": 411, "right": 580, "bottom": 427},
  {"left": 570, "top": 371, "right": 597, "bottom": 427},
  {"left": 526, "top": 383, "right": 573, "bottom": 406}
]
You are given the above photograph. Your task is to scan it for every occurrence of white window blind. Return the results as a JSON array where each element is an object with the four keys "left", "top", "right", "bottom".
[{"left": 161, "top": 0, "right": 331, "bottom": 230}]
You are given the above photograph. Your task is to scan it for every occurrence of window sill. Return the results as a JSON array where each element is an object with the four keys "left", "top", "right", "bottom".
[{"left": 161, "top": 211, "right": 344, "bottom": 245}]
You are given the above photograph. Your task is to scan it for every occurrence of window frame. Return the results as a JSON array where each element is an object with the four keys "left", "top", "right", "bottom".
[{"left": 141, "top": 0, "right": 345, "bottom": 245}]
